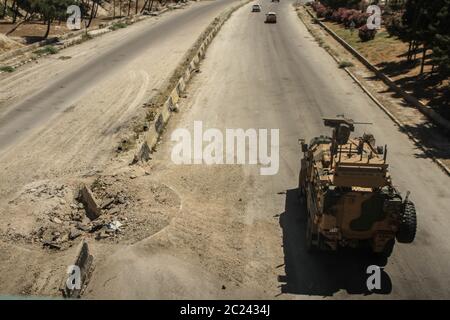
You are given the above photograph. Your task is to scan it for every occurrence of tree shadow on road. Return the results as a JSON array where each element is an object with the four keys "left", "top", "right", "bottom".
[{"left": 278, "top": 188, "right": 392, "bottom": 297}]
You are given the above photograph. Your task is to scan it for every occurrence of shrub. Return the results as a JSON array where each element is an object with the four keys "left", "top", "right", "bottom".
[
  {"left": 344, "top": 11, "right": 370, "bottom": 28},
  {"left": 342, "top": 9, "right": 358, "bottom": 27},
  {"left": 311, "top": 2, "right": 329, "bottom": 18},
  {"left": 324, "top": 8, "right": 334, "bottom": 20},
  {"left": 341, "top": 9, "right": 358, "bottom": 25},
  {"left": 33, "top": 45, "right": 59, "bottom": 55},
  {"left": 385, "top": 12, "right": 405, "bottom": 37},
  {"left": 330, "top": 8, "right": 344, "bottom": 22},
  {"left": 316, "top": 6, "right": 328, "bottom": 18},
  {"left": 335, "top": 8, "right": 349, "bottom": 23},
  {"left": 355, "top": 12, "right": 370, "bottom": 28},
  {"left": 339, "top": 61, "right": 354, "bottom": 68},
  {"left": 81, "top": 32, "right": 93, "bottom": 41},
  {"left": 0, "top": 66, "right": 14, "bottom": 73},
  {"left": 358, "top": 25, "right": 377, "bottom": 41},
  {"left": 109, "top": 22, "right": 128, "bottom": 31}
]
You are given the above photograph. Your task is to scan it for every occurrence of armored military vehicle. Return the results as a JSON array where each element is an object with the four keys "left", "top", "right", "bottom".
[{"left": 298, "top": 116, "right": 417, "bottom": 257}]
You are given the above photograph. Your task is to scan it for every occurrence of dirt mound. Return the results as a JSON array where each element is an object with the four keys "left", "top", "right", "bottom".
[
  {"left": 0, "top": 174, "right": 181, "bottom": 250},
  {"left": 0, "top": 34, "right": 22, "bottom": 54}
]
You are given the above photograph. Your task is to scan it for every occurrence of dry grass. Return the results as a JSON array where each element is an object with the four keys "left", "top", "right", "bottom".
[{"left": 321, "top": 20, "right": 449, "bottom": 120}]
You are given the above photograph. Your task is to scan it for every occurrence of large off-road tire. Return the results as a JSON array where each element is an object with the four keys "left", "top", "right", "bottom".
[
  {"left": 396, "top": 200, "right": 417, "bottom": 244},
  {"left": 379, "top": 239, "right": 395, "bottom": 258}
]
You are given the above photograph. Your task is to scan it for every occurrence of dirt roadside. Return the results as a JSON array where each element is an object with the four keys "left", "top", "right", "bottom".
[
  {"left": 295, "top": 4, "right": 450, "bottom": 172},
  {"left": 0, "top": 0, "right": 247, "bottom": 297},
  {"left": 0, "top": 3, "right": 177, "bottom": 73}
]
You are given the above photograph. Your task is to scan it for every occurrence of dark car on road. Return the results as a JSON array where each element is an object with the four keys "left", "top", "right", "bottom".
[{"left": 252, "top": 4, "right": 262, "bottom": 12}]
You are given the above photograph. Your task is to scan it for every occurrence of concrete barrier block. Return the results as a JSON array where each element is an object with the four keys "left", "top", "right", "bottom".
[
  {"left": 178, "top": 78, "right": 186, "bottom": 93},
  {"left": 184, "top": 69, "right": 191, "bottom": 82},
  {"left": 60, "top": 240, "right": 94, "bottom": 298},
  {"left": 137, "top": 141, "right": 151, "bottom": 161},
  {"left": 79, "top": 185, "right": 101, "bottom": 220},
  {"left": 145, "top": 127, "right": 158, "bottom": 150},
  {"left": 162, "top": 98, "right": 173, "bottom": 118},
  {"left": 170, "top": 89, "right": 180, "bottom": 105}
]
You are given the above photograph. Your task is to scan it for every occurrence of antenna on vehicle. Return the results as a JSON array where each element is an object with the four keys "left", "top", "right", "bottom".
[{"left": 323, "top": 116, "right": 374, "bottom": 165}]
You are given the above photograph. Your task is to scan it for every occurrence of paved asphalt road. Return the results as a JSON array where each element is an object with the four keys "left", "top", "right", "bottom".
[
  {"left": 0, "top": 0, "right": 241, "bottom": 153},
  {"left": 87, "top": 0, "right": 449, "bottom": 299}
]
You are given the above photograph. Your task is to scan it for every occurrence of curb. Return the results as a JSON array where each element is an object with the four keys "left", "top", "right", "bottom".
[
  {"left": 300, "top": 6, "right": 450, "bottom": 177},
  {"left": 135, "top": 0, "right": 252, "bottom": 162},
  {"left": 303, "top": 6, "right": 450, "bottom": 133}
]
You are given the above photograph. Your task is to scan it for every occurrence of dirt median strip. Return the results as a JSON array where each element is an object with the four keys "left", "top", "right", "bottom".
[{"left": 133, "top": 0, "right": 254, "bottom": 163}]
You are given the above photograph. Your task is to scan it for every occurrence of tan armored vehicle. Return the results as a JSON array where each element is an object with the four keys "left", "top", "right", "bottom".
[{"left": 298, "top": 117, "right": 417, "bottom": 257}]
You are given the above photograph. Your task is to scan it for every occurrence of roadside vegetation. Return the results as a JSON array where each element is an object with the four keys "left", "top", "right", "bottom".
[
  {"left": 0, "top": 65, "right": 14, "bottom": 72},
  {"left": 308, "top": 0, "right": 449, "bottom": 121},
  {"left": 109, "top": 21, "right": 128, "bottom": 30},
  {"left": 33, "top": 44, "right": 58, "bottom": 55}
]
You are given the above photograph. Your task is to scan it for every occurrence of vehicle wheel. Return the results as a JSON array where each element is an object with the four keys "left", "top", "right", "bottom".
[
  {"left": 305, "top": 215, "right": 315, "bottom": 252},
  {"left": 379, "top": 238, "right": 395, "bottom": 258},
  {"left": 396, "top": 200, "right": 417, "bottom": 244},
  {"left": 298, "top": 184, "right": 305, "bottom": 199}
]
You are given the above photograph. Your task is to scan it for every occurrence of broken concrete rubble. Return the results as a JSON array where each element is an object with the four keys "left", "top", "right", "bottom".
[
  {"left": 76, "top": 222, "right": 91, "bottom": 232},
  {"left": 108, "top": 207, "right": 120, "bottom": 215},
  {"left": 101, "top": 197, "right": 114, "bottom": 209},
  {"left": 69, "top": 228, "right": 82, "bottom": 240},
  {"left": 79, "top": 185, "right": 102, "bottom": 220},
  {"left": 51, "top": 217, "right": 62, "bottom": 224},
  {"left": 5, "top": 174, "right": 177, "bottom": 255}
]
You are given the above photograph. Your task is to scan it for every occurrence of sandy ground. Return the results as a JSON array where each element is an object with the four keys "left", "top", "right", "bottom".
[
  {"left": 85, "top": 0, "right": 450, "bottom": 299},
  {"left": 0, "top": 0, "right": 244, "bottom": 297},
  {"left": 0, "top": 34, "right": 22, "bottom": 53}
]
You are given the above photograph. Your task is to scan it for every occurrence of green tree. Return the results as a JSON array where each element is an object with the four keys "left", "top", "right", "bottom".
[{"left": 429, "top": 0, "right": 450, "bottom": 78}]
